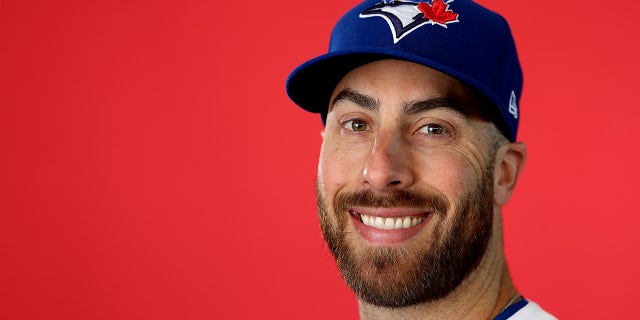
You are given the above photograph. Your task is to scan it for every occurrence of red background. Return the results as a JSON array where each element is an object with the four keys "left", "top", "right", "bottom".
[{"left": 1, "top": 0, "right": 639, "bottom": 319}]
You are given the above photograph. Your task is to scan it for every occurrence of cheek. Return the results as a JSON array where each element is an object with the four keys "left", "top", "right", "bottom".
[
  {"left": 317, "top": 138, "right": 370, "bottom": 197},
  {"left": 415, "top": 153, "right": 477, "bottom": 201},
  {"left": 429, "top": 140, "right": 489, "bottom": 198}
]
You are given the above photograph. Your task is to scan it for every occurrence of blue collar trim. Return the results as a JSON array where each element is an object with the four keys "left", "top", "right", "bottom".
[{"left": 493, "top": 298, "right": 529, "bottom": 320}]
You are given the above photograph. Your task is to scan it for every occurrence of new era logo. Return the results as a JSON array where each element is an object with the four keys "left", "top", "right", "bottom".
[{"left": 509, "top": 90, "right": 518, "bottom": 119}]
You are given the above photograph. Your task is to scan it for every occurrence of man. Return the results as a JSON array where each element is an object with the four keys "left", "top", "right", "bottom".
[{"left": 286, "top": 0, "right": 556, "bottom": 319}]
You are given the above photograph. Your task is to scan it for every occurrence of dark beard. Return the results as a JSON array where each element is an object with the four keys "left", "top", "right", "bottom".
[{"left": 316, "top": 168, "right": 494, "bottom": 308}]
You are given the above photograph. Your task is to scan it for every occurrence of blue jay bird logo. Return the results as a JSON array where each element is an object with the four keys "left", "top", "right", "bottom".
[{"left": 360, "top": 0, "right": 459, "bottom": 43}]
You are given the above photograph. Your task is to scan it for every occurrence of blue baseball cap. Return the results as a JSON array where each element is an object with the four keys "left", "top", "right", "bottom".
[{"left": 286, "top": 0, "right": 523, "bottom": 141}]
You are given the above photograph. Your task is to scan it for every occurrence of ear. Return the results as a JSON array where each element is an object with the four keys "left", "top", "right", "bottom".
[{"left": 493, "top": 142, "right": 527, "bottom": 206}]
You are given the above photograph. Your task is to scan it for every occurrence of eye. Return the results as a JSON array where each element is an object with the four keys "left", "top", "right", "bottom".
[
  {"left": 343, "top": 118, "right": 370, "bottom": 132},
  {"left": 417, "top": 123, "right": 447, "bottom": 135}
]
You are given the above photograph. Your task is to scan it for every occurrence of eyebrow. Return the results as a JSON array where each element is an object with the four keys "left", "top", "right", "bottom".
[
  {"left": 330, "top": 89, "right": 379, "bottom": 112},
  {"left": 402, "top": 97, "right": 467, "bottom": 118},
  {"left": 330, "top": 88, "right": 468, "bottom": 119}
]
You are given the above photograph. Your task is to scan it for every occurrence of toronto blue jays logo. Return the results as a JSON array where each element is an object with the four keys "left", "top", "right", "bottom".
[{"left": 360, "top": 0, "right": 460, "bottom": 43}]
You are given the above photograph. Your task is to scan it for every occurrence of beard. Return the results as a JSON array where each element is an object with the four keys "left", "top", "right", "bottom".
[{"left": 316, "top": 167, "right": 495, "bottom": 308}]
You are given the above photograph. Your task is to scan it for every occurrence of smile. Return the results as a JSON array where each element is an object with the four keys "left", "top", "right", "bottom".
[
  {"left": 348, "top": 209, "right": 432, "bottom": 245},
  {"left": 360, "top": 214, "right": 426, "bottom": 230}
]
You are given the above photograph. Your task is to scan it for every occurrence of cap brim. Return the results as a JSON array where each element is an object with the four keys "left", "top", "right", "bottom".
[
  {"left": 286, "top": 47, "right": 514, "bottom": 140},
  {"left": 287, "top": 47, "right": 500, "bottom": 113}
]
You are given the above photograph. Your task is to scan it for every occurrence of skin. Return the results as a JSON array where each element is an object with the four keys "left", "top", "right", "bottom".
[{"left": 316, "top": 59, "right": 527, "bottom": 320}]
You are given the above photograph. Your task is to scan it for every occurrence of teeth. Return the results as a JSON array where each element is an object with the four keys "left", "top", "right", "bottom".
[
  {"left": 394, "top": 218, "right": 403, "bottom": 229},
  {"left": 402, "top": 217, "right": 411, "bottom": 228},
  {"left": 360, "top": 214, "right": 425, "bottom": 230},
  {"left": 374, "top": 217, "right": 384, "bottom": 229}
]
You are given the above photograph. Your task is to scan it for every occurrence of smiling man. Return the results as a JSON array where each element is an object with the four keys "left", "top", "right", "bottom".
[{"left": 286, "top": 1, "right": 556, "bottom": 319}]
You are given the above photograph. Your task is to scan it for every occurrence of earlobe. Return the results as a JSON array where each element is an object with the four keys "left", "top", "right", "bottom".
[{"left": 493, "top": 142, "right": 527, "bottom": 206}]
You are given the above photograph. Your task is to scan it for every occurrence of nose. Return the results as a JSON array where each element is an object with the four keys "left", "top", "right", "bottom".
[{"left": 362, "top": 133, "right": 414, "bottom": 191}]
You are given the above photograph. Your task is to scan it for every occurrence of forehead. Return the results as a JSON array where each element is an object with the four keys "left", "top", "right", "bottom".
[{"left": 330, "top": 59, "right": 482, "bottom": 117}]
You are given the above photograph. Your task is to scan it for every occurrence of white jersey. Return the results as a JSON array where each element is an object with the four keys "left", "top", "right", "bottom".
[{"left": 496, "top": 299, "right": 557, "bottom": 320}]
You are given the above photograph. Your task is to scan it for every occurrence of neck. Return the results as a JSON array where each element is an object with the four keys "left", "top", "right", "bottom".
[{"left": 357, "top": 215, "right": 517, "bottom": 320}]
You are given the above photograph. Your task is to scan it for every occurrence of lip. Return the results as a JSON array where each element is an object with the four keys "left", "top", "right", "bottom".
[{"left": 349, "top": 207, "right": 432, "bottom": 246}]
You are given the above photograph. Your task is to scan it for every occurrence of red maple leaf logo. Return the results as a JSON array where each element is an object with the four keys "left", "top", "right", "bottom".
[{"left": 417, "top": 0, "right": 459, "bottom": 26}]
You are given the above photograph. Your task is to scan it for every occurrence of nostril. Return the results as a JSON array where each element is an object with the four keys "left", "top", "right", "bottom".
[{"left": 361, "top": 140, "right": 414, "bottom": 190}]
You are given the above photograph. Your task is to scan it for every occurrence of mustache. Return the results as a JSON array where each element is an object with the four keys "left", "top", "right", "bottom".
[{"left": 334, "top": 189, "right": 450, "bottom": 215}]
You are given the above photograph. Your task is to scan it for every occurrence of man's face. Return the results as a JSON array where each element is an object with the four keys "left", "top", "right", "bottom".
[{"left": 316, "top": 59, "right": 499, "bottom": 307}]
